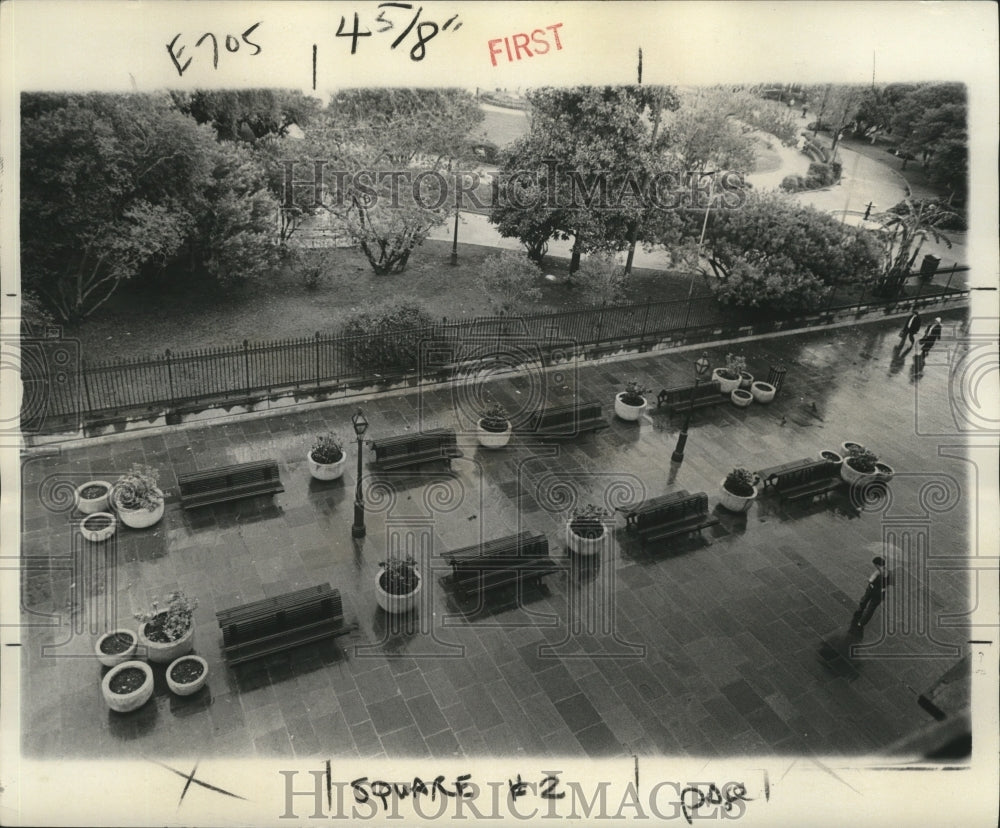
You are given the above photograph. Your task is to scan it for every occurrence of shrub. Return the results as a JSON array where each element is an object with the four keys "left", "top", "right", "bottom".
[
  {"left": 479, "top": 251, "right": 542, "bottom": 313},
  {"left": 620, "top": 380, "right": 650, "bottom": 406},
  {"left": 342, "top": 302, "right": 437, "bottom": 376},
  {"left": 569, "top": 504, "right": 611, "bottom": 539},
  {"left": 780, "top": 174, "right": 806, "bottom": 192},
  {"left": 311, "top": 433, "right": 344, "bottom": 464},
  {"left": 846, "top": 445, "right": 879, "bottom": 473},
  {"left": 573, "top": 252, "right": 628, "bottom": 306},
  {"left": 113, "top": 464, "right": 162, "bottom": 511},
  {"left": 300, "top": 264, "right": 325, "bottom": 291},
  {"left": 807, "top": 162, "right": 835, "bottom": 187},
  {"left": 830, "top": 160, "right": 843, "bottom": 182},
  {"left": 724, "top": 468, "right": 757, "bottom": 497}
]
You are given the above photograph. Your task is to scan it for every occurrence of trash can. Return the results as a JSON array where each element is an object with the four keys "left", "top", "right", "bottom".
[
  {"left": 767, "top": 364, "right": 788, "bottom": 392},
  {"left": 919, "top": 254, "right": 940, "bottom": 281}
]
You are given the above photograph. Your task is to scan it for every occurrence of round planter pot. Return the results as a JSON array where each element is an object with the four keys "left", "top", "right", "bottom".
[
  {"left": 113, "top": 488, "right": 165, "bottom": 529},
  {"left": 102, "top": 660, "right": 154, "bottom": 713},
  {"left": 80, "top": 512, "right": 117, "bottom": 543},
  {"left": 138, "top": 617, "right": 195, "bottom": 664},
  {"left": 167, "top": 655, "right": 209, "bottom": 696},
  {"left": 477, "top": 418, "right": 512, "bottom": 448},
  {"left": 750, "top": 382, "right": 776, "bottom": 404},
  {"left": 818, "top": 450, "right": 843, "bottom": 466},
  {"left": 719, "top": 482, "right": 758, "bottom": 513},
  {"left": 76, "top": 481, "right": 112, "bottom": 515},
  {"left": 711, "top": 369, "right": 741, "bottom": 394},
  {"left": 95, "top": 629, "right": 138, "bottom": 668},
  {"left": 840, "top": 441, "right": 865, "bottom": 457},
  {"left": 308, "top": 450, "right": 347, "bottom": 481},
  {"left": 874, "top": 462, "right": 895, "bottom": 482},
  {"left": 375, "top": 569, "right": 421, "bottom": 614},
  {"left": 614, "top": 392, "right": 647, "bottom": 422},
  {"left": 565, "top": 521, "right": 609, "bottom": 556},
  {"left": 739, "top": 371, "right": 754, "bottom": 390},
  {"left": 840, "top": 459, "right": 878, "bottom": 486},
  {"left": 731, "top": 389, "right": 753, "bottom": 408}
]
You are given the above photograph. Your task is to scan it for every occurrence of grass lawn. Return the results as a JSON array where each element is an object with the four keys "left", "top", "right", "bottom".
[
  {"left": 71, "top": 241, "right": 711, "bottom": 362},
  {"left": 474, "top": 106, "right": 528, "bottom": 148}
]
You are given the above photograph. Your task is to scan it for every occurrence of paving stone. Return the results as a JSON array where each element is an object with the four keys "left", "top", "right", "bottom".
[
  {"left": 367, "top": 694, "right": 416, "bottom": 736},
  {"left": 379, "top": 724, "right": 430, "bottom": 757}
]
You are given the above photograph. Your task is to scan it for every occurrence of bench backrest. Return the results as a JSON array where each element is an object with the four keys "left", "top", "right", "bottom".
[
  {"left": 660, "top": 381, "right": 722, "bottom": 405},
  {"left": 450, "top": 532, "right": 548, "bottom": 566},
  {"left": 220, "top": 589, "right": 343, "bottom": 646},
  {"left": 775, "top": 461, "right": 838, "bottom": 489},
  {"left": 373, "top": 428, "right": 456, "bottom": 459},
  {"left": 179, "top": 460, "right": 280, "bottom": 495},
  {"left": 636, "top": 492, "right": 709, "bottom": 528},
  {"left": 531, "top": 401, "right": 603, "bottom": 430}
]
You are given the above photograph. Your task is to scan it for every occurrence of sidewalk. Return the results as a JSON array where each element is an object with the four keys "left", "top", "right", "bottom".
[{"left": 20, "top": 311, "right": 972, "bottom": 760}]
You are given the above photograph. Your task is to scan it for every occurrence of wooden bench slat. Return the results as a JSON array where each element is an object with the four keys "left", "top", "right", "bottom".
[
  {"left": 633, "top": 491, "right": 717, "bottom": 548},
  {"left": 444, "top": 532, "right": 557, "bottom": 599},
  {"left": 179, "top": 459, "right": 283, "bottom": 510},
  {"left": 370, "top": 428, "right": 463, "bottom": 471},
  {"left": 516, "top": 401, "right": 609, "bottom": 437}
]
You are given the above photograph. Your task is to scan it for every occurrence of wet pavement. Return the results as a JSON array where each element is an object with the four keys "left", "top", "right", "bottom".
[{"left": 19, "top": 310, "right": 973, "bottom": 759}]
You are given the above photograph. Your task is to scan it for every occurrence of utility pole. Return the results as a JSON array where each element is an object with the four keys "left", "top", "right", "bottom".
[{"left": 624, "top": 84, "right": 662, "bottom": 276}]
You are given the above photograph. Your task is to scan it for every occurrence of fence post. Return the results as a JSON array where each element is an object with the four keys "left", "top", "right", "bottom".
[
  {"left": 81, "top": 359, "right": 93, "bottom": 419},
  {"left": 164, "top": 349, "right": 175, "bottom": 400},
  {"left": 943, "top": 264, "right": 956, "bottom": 294},
  {"left": 243, "top": 339, "right": 252, "bottom": 399},
  {"left": 640, "top": 302, "right": 651, "bottom": 349},
  {"left": 315, "top": 332, "right": 321, "bottom": 387}
]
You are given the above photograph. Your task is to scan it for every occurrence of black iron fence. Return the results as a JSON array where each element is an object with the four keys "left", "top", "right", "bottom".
[{"left": 23, "top": 267, "right": 969, "bottom": 435}]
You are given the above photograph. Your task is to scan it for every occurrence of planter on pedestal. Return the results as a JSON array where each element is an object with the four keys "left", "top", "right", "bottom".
[{"left": 101, "top": 661, "right": 154, "bottom": 713}]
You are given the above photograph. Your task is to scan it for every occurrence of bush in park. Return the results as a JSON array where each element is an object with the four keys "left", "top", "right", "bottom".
[{"left": 342, "top": 302, "right": 437, "bottom": 376}]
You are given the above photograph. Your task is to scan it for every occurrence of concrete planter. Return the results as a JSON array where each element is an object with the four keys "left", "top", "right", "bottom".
[
  {"left": 139, "top": 616, "right": 194, "bottom": 664},
  {"left": 712, "top": 369, "right": 740, "bottom": 394},
  {"left": 80, "top": 512, "right": 117, "bottom": 543},
  {"left": 308, "top": 449, "right": 347, "bottom": 481},
  {"left": 840, "top": 458, "right": 878, "bottom": 486},
  {"left": 375, "top": 569, "right": 421, "bottom": 614},
  {"left": 95, "top": 629, "right": 138, "bottom": 668},
  {"left": 818, "top": 450, "right": 843, "bottom": 467},
  {"left": 614, "top": 393, "right": 647, "bottom": 421},
  {"left": 750, "top": 382, "right": 776, "bottom": 403},
  {"left": 75, "top": 481, "right": 112, "bottom": 515},
  {"left": 101, "top": 661, "right": 154, "bottom": 713},
  {"left": 738, "top": 371, "right": 754, "bottom": 390},
  {"left": 731, "top": 389, "right": 753, "bottom": 408},
  {"left": 167, "top": 655, "right": 209, "bottom": 696},
  {"left": 113, "top": 488, "right": 165, "bottom": 529},
  {"left": 719, "top": 482, "right": 757, "bottom": 513},
  {"left": 477, "top": 418, "right": 512, "bottom": 448},
  {"left": 566, "top": 521, "right": 609, "bottom": 556}
]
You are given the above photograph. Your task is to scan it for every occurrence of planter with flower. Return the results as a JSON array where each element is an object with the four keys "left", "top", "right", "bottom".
[
  {"left": 840, "top": 445, "right": 880, "bottom": 486},
  {"left": 135, "top": 591, "right": 197, "bottom": 664},
  {"left": 477, "top": 399, "right": 512, "bottom": 448},
  {"left": 375, "top": 556, "right": 421, "bottom": 614},
  {"left": 80, "top": 511, "right": 117, "bottom": 543},
  {"left": 711, "top": 354, "right": 746, "bottom": 394},
  {"left": 308, "top": 432, "right": 347, "bottom": 480},
  {"left": 719, "top": 467, "right": 758, "bottom": 513},
  {"left": 166, "top": 654, "right": 210, "bottom": 696},
  {"left": 101, "top": 660, "right": 154, "bottom": 713},
  {"left": 95, "top": 629, "right": 138, "bottom": 667},
  {"left": 615, "top": 381, "right": 651, "bottom": 422},
  {"left": 111, "top": 464, "right": 165, "bottom": 529},
  {"left": 566, "top": 504, "right": 612, "bottom": 556},
  {"left": 75, "top": 481, "right": 112, "bottom": 514}
]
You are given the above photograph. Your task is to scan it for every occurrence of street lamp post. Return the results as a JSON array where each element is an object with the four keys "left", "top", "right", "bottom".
[
  {"left": 351, "top": 409, "right": 369, "bottom": 539},
  {"left": 671, "top": 352, "right": 711, "bottom": 463}
]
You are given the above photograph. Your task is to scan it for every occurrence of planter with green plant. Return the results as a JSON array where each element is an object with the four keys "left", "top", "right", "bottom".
[
  {"left": 135, "top": 591, "right": 198, "bottom": 663},
  {"left": 308, "top": 432, "right": 347, "bottom": 480},
  {"left": 712, "top": 354, "right": 746, "bottom": 394},
  {"left": 477, "top": 399, "right": 511, "bottom": 448},
  {"left": 615, "top": 380, "right": 651, "bottom": 421},
  {"left": 719, "top": 467, "right": 758, "bottom": 513},
  {"left": 375, "top": 556, "right": 421, "bottom": 614},
  {"left": 841, "top": 445, "right": 880, "bottom": 485},
  {"left": 111, "top": 464, "right": 165, "bottom": 529},
  {"left": 566, "top": 504, "right": 612, "bottom": 556}
]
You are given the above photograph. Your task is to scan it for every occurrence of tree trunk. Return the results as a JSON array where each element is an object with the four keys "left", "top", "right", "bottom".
[{"left": 569, "top": 241, "right": 581, "bottom": 275}]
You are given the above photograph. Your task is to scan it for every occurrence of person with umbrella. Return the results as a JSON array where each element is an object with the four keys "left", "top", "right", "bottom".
[{"left": 919, "top": 317, "right": 943, "bottom": 358}]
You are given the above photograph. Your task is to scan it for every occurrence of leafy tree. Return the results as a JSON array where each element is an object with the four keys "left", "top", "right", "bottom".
[
  {"left": 873, "top": 199, "right": 954, "bottom": 296},
  {"left": 659, "top": 90, "right": 756, "bottom": 174},
  {"left": 21, "top": 93, "right": 281, "bottom": 321},
  {"left": 674, "top": 192, "right": 881, "bottom": 313},
  {"left": 490, "top": 85, "right": 679, "bottom": 272},
  {"left": 306, "top": 89, "right": 484, "bottom": 275},
  {"left": 853, "top": 83, "right": 919, "bottom": 136},
  {"left": 170, "top": 89, "right": 321, "bottom": 143},
  {"left": 893, "top": 84, "right": 967, "bottom": 200},
  {"left": 479, "top": 251, "right": 542, "bottom": 313}
]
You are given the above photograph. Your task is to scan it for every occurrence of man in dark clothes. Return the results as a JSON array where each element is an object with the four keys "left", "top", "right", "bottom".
[
  {"left": 852, "top": 556, "right": 890, "bottom": 630},
  {"left": 898, "top": 308, "right": 921, "bottom": 349},
  {"left": 919, "top": 317, "right": 943, "bottom": 357}
]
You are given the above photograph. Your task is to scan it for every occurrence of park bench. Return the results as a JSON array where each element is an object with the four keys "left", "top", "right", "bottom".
[
  {"left": 770, "top": 459, "right": 844, "bottom": 503},
  {"left": 516, "top": 401, "right": 608, "bottom": 438},
  {"left": 617, "top": 490, "right": 691, "bottom": 530},
  {"left": 656, "top": 381, "right": 726, "bottom": 415},
  {"left": 215, "top": 583, "right": 356, "bottom": 666},
  {"left": 369, "top": 427, "right": 463, "bottom": 470},
  {"left": 178, "top": 459, "right": 283, "bottom": 510},
  {"left": 444, "top": 531, "right": 559, "bottom": 598},
  {"left": 633, "top": 492, "right": 719, "bottom": 548}
]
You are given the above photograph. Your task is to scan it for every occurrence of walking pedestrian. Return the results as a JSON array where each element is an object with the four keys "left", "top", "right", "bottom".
[
  {"left": 863, "top": 201, "right": 873, "bottom": 221},
  {"left": 898, "top": 308, "right": 921, "bottom": 349},
  {"left": 919, "top": 317, "right": 942, "bottom": 357},
  {"left": 851, "top": 556, "right": 890, "bottom": 630}
]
